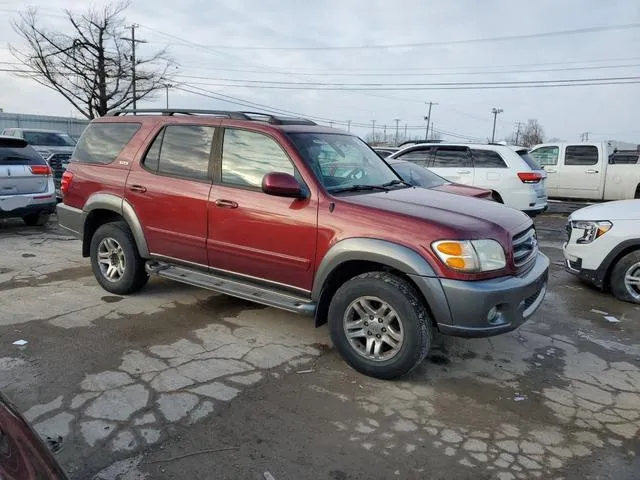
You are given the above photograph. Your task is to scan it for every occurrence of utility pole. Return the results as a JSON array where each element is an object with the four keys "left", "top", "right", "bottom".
[
  {"left": 491, "top": 107, "right": 503, "bottom": 143},
  {"left": 514, "top": 121, "right": 524, "bottom": 145},
  {"left": 329, "top": 121, "right": 334, "bottom": 128},
  {"left": 120, "top": 24, "right": 147, "bottom": 113},
  {"left": 430, "top": 123, "right": 435, "bottom": 141},
  {"left": 424, "top": 101, "right": 438, "bottom": 141},
  {"left": 394, "top": 118, "right": 400, "bottom": 146},
  {"left": 383, "top": 125, "right": 387, "bottom": 143},
  {"left": 347, "top": 120, "right": 351, "bottom": 132},
  {"left": 371, "top": 120, "right": 376, "bottom": 143},
  {"left": 580, "top": 132, "right": 590, "bottom": 141},
  {"left": 164, "top": 83, "right": 173, "bottom": 109},
  {"left": 404, "top": 123, "right": 407, "bottom": 141}
]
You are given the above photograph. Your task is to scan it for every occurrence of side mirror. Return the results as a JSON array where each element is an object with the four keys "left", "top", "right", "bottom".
[{"left": 262, "top": 172, "right": 305, "bottom": 198}]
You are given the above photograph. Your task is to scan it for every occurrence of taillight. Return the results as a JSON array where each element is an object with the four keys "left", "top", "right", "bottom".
[
  {"left": 517, "top": 172, "right": 543, "bottom": 184},
  {"left": 61, "top": 171, "right": 73, "bottom": 194},
  {"left": 29, "top": 165, "right": 52, "bottom": 175}
]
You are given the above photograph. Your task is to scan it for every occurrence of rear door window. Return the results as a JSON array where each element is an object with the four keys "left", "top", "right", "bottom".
[
  {"left": 431, "top": 148, "right": 471, "bottom": 168},
  {"left": 565, "top": 145, "right": 599, "bottom": 166},
  {"left": 471, "top": 149, "right": 507, "bottom": 168},
  {"left": 146, "top": 125, "right": 215, "bottom": 181},
  {"left": 73, "top": 123, "right": 140, "bottom": 164},
  {"left": 395, "top": 148, "right": 432, "bottom": 167}
]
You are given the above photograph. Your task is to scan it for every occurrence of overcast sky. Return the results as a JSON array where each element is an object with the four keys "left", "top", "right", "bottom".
[{"left": 1, "top": 0, "right": 639, "bottom": 143}]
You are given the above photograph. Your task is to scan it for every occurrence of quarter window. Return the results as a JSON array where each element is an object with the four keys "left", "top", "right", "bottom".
[
  {"left": 72, "top": 123, "right": 140, "bottom": 164},
  {"left": 396, "top": 149, "right": 431, "bottom": 166},
  {"left": 471, "top": 149, "right": 507, "bottom": 168},
  {"left": 529, "top": 146, "right": 559, "bottom": 166},
  {"left": 221, "top": 129, "right": 294, "bottom": 188},
  {"left": 565, "top": 145, "right": 599, "bottom": 166}
]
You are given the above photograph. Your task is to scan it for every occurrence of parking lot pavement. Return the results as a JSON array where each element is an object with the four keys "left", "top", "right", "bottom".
[{"left": 1, "top": 213, "right": 639, "bottom": 480}]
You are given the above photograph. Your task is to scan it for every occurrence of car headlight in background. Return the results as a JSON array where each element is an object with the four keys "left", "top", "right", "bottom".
[
  {"left": 571, "top": 220, "right": 612, "bottom": 244},
  {"left": 432, "top": 239, "right": 506, "bottom": 272}
]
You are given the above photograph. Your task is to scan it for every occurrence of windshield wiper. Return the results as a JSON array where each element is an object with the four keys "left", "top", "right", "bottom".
[
  {"left": 380, "top": 179, "right": 413, "bottom": 188},
  {"left": 329, "top": 184, "right": 389, "bottom": 193}
]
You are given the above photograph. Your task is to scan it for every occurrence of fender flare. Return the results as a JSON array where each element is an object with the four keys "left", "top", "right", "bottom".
[
  {"left": 311, "top": 238, "right": 436, "bottom": 301},
  {"left": 83, "top": 193, "right": 150, "bottom": 258}
]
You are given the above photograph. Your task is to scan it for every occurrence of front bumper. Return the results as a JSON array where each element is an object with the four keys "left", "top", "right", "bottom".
[{"left": 410, "top": 253, "right": 549, "bottom": 337}]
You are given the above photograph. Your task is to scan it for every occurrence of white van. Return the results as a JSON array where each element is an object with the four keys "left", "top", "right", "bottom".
[{"left": 529, "top": 142, "right": 640, "bottom": 200}]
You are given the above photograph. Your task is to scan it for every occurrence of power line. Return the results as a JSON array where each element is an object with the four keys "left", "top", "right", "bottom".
[
  {"left": 142, "top": 23, "right": 640, "bottom": 51},
  {"left": 168, "top": 76, "right": 640, "bottom": 91},
  {"left": 167, "top": 62, "right": 640, "bottom": 78},
  {"left": 173, "top": 83, "right": 483, "bottom": 141}
]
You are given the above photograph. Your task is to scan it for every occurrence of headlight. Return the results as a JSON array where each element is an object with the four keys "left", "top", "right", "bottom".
[
  {"left": 572, "top": 220, "right": 612, "bottom": 244},
  {"left": 432, "top": 239, "right": 506, "bottom": 272}
]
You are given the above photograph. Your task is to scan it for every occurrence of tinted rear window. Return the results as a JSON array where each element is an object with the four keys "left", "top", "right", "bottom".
[
  {"left": 72, "top": 123, "right": 140, "bottom": 164},
  {"left": 0, "top": 144, "right": 46, "bottom": 165},
  {"left": 23, "top": 131, "right": 76, "bottom": 147},
  {"left": 516, "top": 150, "right": 541, "bottom": 170}
]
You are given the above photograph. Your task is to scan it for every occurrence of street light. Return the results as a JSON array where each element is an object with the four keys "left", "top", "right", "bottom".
[{"left": 491, "top": 108, "right": 503, "bottom": 143}]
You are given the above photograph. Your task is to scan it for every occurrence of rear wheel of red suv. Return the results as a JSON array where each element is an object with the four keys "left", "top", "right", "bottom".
[
  {"left": 90, "top": 221, "right": 148, "bottom": 295},
  {"left": 328, "top": 272, "right": 431, "bottom": 380}
]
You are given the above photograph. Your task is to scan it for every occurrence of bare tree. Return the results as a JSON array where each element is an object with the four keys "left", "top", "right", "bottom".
[
  {"left": 11, "top": 1, "right": 173, "bottom": 119},
  {"left": 520, "top": 119, "right": 545, "bottom": 147}
]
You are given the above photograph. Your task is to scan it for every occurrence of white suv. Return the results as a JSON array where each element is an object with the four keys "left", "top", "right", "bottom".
[
  {"left": 388, "top": 143, "right": 548, "bottom": 215},
  {"left": 564, "top": 199, "right": 640, "bottom": 304}
]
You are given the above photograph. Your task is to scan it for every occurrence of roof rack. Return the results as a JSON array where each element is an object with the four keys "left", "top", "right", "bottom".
[{"left": 106, "top": 109, "right": 317, "bottom": 125}]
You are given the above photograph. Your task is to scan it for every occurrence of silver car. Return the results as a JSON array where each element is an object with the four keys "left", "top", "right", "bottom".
[
  {"left": 1, "top": 128, "right": 76, "bottom": 197},
  {"left": 0, "top": 136, "right": 57, "bottom": 226}
]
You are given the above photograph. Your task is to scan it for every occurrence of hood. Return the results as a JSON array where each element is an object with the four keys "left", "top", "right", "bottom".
[
  {"left": 339, "top": 187, "right": 531, "bottom": 236},
  {"left": 569, "top": 199, "right": 640, "bottom": 221},
  {"left": 431, "top": 183, "right": 492, "bottom": 199}
]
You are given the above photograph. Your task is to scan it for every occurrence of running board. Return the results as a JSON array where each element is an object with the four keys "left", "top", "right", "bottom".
[{"left": 145, "top": 261, "right": 316, "bottom": 316}]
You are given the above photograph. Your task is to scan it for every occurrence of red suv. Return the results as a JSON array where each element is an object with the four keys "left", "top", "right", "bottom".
[{"left": 57, "top": 109, "right": 549, "bottom": 379}]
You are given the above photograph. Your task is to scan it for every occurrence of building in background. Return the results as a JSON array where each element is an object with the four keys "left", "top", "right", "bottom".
[{"left": 0, "top": 112, "right": 88, "bottom": 139}]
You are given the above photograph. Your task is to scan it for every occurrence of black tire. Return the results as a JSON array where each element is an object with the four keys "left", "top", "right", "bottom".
[
  {"left": 491, "top": 191, "right": 504, "bottom": 203},
  {"left": 22, "top": 213, "right": 50, "bottom": 226},
  {"left": 610, "top": 250, "right": 640, "bottom": 304},
  {"left": 90, "top": 221, "right": 148, "bottom": 295},
  {"left": 328, "top": 271, "right": 431, "bottom": 380}
]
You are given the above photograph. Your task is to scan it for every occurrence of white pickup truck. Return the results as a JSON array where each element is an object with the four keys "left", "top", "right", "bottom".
[{"left": 529, "top": 142, "right": 640, "bottom": 200}]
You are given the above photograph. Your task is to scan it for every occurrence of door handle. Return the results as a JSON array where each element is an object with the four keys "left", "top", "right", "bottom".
[
  {"left": 457, "top": 170, "right": 471, "bottom": 174},
  {"left": 215, "top": 199, "right": 238, "bottom": 209},
  {"left": 544, "top": 168, "right": 557, "bottom": 173},
  {"left": 585, "top": 169, "right": 599, "bottom": 174},
  {"left": 129, "top": 184, "right": 147, "bottom": 193}
]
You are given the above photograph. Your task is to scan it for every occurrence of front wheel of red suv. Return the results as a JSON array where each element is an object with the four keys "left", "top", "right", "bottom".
[
  {"left": 90, "top": 221, "right": 148, "bottom": 295},
  {"left": 328, "top": 272, "right": 431, "bottom": 380}
]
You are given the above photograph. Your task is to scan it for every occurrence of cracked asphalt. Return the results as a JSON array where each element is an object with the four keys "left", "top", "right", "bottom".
[{"left": 1, "top": 210, "right": 639, "bottom": 480}]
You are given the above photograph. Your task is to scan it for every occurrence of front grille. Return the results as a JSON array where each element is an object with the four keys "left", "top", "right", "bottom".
[
  {"left": 512, "top": 227, "right": 538, "bottom": 267},
  {"left": 47, "top": 153, "right": 71, "bottom": 178}
]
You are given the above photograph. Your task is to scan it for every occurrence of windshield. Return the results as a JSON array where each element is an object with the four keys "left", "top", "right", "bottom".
[
  {"left": 390, "top": 162, "right": 449, "bottom": 189},
  {"left": 23, "top": 131, "right": 76, "bottom": 147},
  {"left": 288, "top": 133, "right": 401, "bottom": 192}
]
